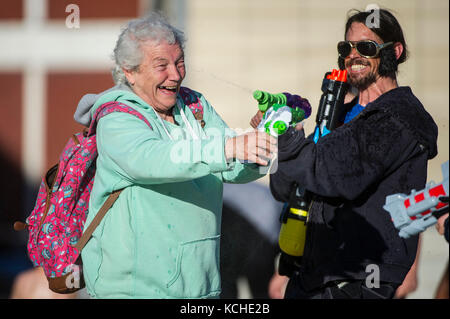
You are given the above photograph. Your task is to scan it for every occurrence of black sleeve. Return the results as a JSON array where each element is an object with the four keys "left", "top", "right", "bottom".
[
  {"left": 269, "top": 127, "right": 308, "bottom": 202},
  {"left": 270, "top": 165, "right": 296, "bottom": 202},
  {"left": 271, "top": 110, "right": 424, "bottom": 201}
]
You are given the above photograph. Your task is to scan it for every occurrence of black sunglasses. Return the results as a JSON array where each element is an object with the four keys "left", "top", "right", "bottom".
[{"left": 337, "top": 40, "right": 393, "bottom": 59}]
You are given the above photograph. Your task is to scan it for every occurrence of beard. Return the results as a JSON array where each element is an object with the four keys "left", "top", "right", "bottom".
[
  {"left": 346, "top": 58, "right": 377, "bottom": 91},
  {"left": 348, "top": 71, "right": 377, "bottom": 91}
]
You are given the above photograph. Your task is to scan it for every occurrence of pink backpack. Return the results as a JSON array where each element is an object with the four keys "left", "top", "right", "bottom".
[{"left": 15, "top": 87, "right": 204, "bottom": 293}]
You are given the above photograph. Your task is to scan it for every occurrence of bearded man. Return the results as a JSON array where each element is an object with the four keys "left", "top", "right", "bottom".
[{"left": 268, "top": 8, "right": 438, "bottom": 299}]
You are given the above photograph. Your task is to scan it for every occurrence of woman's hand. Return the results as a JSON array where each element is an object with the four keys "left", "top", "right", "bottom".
[
  {"left": 225, "top": 130, "right": 277, "bottom": 166},
  {"left": 250, "top": 110, "right": 264, "bottom": 129}
]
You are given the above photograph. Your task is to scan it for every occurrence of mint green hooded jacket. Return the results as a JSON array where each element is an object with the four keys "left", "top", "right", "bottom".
[{"left": 78, "top": 86, "right": 265, "bottom": 298}]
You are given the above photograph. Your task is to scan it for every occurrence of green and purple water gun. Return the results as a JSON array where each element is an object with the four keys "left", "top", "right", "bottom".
[{"left": 253, "top": 90, "right": 312, "bottom": 137}]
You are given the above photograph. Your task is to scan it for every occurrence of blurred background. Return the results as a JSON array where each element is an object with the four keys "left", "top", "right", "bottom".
[{"left": 0, "top": 0, "right": 448, "bottom": 299}]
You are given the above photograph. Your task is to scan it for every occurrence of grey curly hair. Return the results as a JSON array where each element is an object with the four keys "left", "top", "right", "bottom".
[{"left": 112, "top": 12, "right": 186, "bottom": 85}]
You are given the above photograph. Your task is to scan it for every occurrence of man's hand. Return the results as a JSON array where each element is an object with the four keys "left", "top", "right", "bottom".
[
  {"left": 294, "top": 122, "right": 303, "bottom": 131},
  {"left": 268, "top": 272, "right": 289, "bottom": 299},
  {"left": 436, "top": 213, "right": 449, "bottom": 236},
  {"left": 225, "top": 130, "right": 277, "bottom": 166}
]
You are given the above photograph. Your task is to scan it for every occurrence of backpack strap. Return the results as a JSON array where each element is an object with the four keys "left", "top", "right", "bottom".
[
  {"left": 88, "top": 101, "right": 153, "bottom": 136},
  {"left": 90, "top": 90, "right": 204, "bottom": 134},
  {"left": 179, "top": 86, "right": 205, "bottom": 128},
  {"left": 75, "top": 101, "right": 153, "bottom": 252},
  {"left": 74, "top": 189, "right": 123, "bottom": 252}
]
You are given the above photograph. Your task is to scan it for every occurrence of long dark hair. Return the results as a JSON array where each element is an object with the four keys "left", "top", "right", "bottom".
[{"left": 338, "top": 8, "right": 408, "bottom": 79}]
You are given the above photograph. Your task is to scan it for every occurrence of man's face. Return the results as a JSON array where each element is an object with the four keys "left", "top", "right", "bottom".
[
  {"left": 129, "top": 41, "right": 186, "bottom": 113},
  {"left": 344, "top": 22, "right": 383, "bottom": 90}
]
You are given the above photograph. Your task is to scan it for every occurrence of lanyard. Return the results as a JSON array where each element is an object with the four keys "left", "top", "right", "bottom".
[{"left": 151, "top": 103, "right": 200, "bottom": 141}]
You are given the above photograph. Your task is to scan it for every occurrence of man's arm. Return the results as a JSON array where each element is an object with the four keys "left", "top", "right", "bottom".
[{"left": 272, "top": 109, "right": 425, "bottom": 200}]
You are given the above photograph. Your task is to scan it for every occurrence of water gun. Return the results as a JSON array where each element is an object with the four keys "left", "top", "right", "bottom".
[
  {"left": 383, "top": 161, "right": 449, "bottom": 239},
  {"left": 277, "top": 69, "right": 349, "bottom": 272},
  {"left": 313, "top": 69, "right": 349, "bottom": 142},
  {"left": 253, "top": 90, "right": 312, "bottom": 137}
]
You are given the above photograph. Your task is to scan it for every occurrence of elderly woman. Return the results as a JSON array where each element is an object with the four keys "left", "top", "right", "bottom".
[{"left": 74, "top": 13, "right": 276, "bottom": 298}]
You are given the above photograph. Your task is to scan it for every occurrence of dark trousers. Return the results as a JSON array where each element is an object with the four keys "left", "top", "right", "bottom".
[
  {"left": 284, "top": 274, "right": 399, "bottom": 299},
  {"left": 220, "top": 203, "right": 279, "bottom": 299}
]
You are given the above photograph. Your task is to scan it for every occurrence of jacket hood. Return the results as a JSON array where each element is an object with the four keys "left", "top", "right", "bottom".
[{"left": 74, "top": 83, "right": 138, "bottom": 126}]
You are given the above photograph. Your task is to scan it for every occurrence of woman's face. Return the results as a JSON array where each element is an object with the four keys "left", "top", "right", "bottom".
[{"left": 125, "top": 40, "right": 186, "bottom": 113}]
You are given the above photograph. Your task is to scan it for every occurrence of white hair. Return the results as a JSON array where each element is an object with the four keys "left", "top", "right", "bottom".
[{"left": 112, "top": 12, "right": 186, "bottom": 85}]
